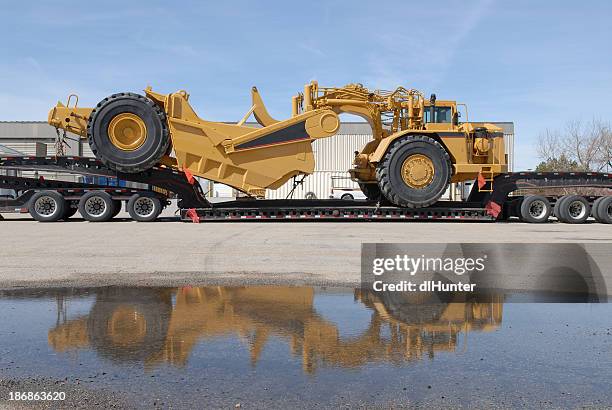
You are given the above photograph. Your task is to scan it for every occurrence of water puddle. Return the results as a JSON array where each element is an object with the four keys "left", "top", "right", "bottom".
[{"left": 1, "top": 286, "right": 610, "bottom": 408}]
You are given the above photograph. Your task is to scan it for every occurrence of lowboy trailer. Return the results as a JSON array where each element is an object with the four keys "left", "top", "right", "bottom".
[{"left": 1, "top": 156, "right": 611, "bottom": 224}]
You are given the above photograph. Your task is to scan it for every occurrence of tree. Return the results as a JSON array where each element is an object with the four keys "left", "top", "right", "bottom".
[
  {"left": 535, "top": 154, "right": 582, "bottom": 172},
  {"left": 536, "top": 120, "right": 612, "bottom": 172}
]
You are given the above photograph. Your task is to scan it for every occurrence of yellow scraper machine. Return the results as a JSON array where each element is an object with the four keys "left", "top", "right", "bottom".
[{"left": 0, "top": 81, "right": 610, "bottom": 223}]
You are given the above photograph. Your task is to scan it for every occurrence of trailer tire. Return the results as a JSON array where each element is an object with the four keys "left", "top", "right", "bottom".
[
  {"left": 376, "top": 135, "right": 451, "bottom": 208},
  {"left": 28, "top": 191, "right": 66, "bottom": 222},
  {"left": 556, "top": 195, "right": 590, "bottom": 224},
  {"left": 554, "top": 196, "right": 570, "bottom": 222},
  {"left": 591, "top": 197, "right": 604, "bottom": 221},
  {"left": 127, "top": 193, "right": 162, "bottom": 222},
  {"left": 79, "top": 191, "right": 115, "bottom": 222},
  {"left": 87, "top": 93, "right": 169, "bottom": 173},
  {"left": 519, "top": 195, "right": 551, "bottom": 223},
  {"left": 595, "top": 196, "right": 612, "bottom": 224},
  {"left": 359, "top": 183, "right": 382, "bottom": 201}
]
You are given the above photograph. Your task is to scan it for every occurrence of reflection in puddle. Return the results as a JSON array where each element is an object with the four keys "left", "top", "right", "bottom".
[
  {"left": 2, "top": 286, "right": 611, "bottom": 407},
  {"left": 45, "top": 287, "right": 502, "bottom": 372}
]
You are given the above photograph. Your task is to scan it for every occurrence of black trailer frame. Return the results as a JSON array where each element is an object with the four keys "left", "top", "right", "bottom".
[{"left": 1, "top": 156, "right": 611, "bottom": 223}]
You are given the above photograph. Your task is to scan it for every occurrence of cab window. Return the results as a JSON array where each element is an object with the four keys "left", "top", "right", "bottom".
[{"left": 423, "top": 107, "right": 452, "bottom": 124}]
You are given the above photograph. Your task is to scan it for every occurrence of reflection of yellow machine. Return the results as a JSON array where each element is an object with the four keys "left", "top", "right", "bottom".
[
  {"left": 48, "top": 82, "right": 506, "bottom": 207},
  {"left": 48, "top": 287, "right": 502, "bottom": 373}
]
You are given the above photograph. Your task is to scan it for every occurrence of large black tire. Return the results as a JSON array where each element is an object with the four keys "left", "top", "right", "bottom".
[
  {"left": 553, "top": 195, "right": 571, "bottom": 222},
  {"left": 358, "top": 183, "right": 382, "bottom": 201},
  {"left": 28, "top": 191, "right": 66, "bottom": 222},
  {"left": 376, "top": 135, "right": 451, "bottom": 208},
  {"left": 595, "top": 196, "right": 612, "bottom": 224},
  {"left": 78, "top": 191, "right": 115, "bottom": 222},
  {"left": 557, "top": 195, "right": 590, "bottom": 224},
  {"left": 87, "top": 93, "right": 169, "bottom": 173},
  {"left": 591, "top": 197, "right": 604, "bottom": 221},
  {"left": 127, "top": 193, "right": 162, "bottom": 222},
  {"left": 519, "top": 195, "right": 552, "bottom": 223}
]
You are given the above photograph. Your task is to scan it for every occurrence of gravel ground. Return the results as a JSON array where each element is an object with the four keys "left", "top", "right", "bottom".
[{"left": 0, "top": 215, "right": 611, "bottom": 290}]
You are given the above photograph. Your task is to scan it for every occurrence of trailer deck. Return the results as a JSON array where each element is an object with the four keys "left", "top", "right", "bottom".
[{"left": 1, "top": 156, "right": 611, "bottom": 224}]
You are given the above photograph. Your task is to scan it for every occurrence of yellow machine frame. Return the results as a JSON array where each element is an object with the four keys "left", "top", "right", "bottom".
[{"left": 48, "top": 81, "right": 507, "bottom": 197}]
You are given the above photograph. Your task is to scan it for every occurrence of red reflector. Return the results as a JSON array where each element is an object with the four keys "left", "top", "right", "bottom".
[
  {"left": 477, "top": 172, "right": 486, "bottom": 189},
  {"left": 183, "top": 168, "right": 195, "bottom": 185},
  {"left": 185, "top": 208, "right": 200, "bottom": 223},
  {"left": 484, "top": 201, "right": 502, "bottom": 218}
]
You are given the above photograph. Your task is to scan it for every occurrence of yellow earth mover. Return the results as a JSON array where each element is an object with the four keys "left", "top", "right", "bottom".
[{"left": 48, "top": 81, "right": 507, "bottom": 208}]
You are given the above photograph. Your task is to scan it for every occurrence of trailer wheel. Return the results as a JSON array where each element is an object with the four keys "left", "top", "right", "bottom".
[
  {"left": 591, "top": 197, "right": 604, "bottom": 221},
  {"left": 553, "top": 195, "right": 574, "bottom": 222},
  {"left": 28, "top": 191, "right": 66, "bottom": 222},
  {"left": 87, "top": 93, "right": 169, "bottom": 173},
  {"left": 79, "top": 191, "right": 115, "bottom": 222},
  {"left": 376, "top": 135, "right": 451, "bottom": 208},
  {"left": 595, "top": 196, "right": 612, "bottom": 224},
  {"left": 358, "top": 183, "right": 382, "bottom": 201},
  {"left": 519, "top": 195, "right": 551, "bottom": 223},
  {"left": 127, "top": 193, "right": 162, "bottom": 222},
  {"left": 556, "top": 195, "right": 590, "bottom": 224}
]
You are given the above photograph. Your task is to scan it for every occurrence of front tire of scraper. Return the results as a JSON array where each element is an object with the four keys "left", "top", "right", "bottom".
[{"left": 87, "top": 93, "right": 169, "bottom": 173}]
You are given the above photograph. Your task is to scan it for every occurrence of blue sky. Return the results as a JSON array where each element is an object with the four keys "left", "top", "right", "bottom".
[{"left": 1, "top": 0, "right": 611, "bottom": 170}]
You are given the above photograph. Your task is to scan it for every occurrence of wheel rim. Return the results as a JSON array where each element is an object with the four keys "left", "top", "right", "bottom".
[
  {"left": 133, "top": 197, "right": 156, "bottom": 218},
  {"left": 568, "top": 200, "right": 587, "bottom": 219},
  {"left": 606, "top": 203, "right": 612, "bottom": 219},
  {"left": 85, "top": 196, "right": 107, "bottom": 216},
  {"left": 529, "top": 200, "right": 547, "bottom": 219},
  {"left": 34, "top": 196, "right": 58, "bottom": 217},
  {"left": 107, "top": 113, "right": 147, "bottom": 151},
  {"left": 401, "top": 154, "right": 435, "bottom": 189}
]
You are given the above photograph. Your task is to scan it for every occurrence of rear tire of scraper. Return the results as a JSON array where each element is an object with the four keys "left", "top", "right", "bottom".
[{"left": 87, "top": 93, "right": 169, "bottom": 173}]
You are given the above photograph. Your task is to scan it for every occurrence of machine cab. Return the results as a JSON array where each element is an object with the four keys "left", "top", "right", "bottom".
[{"left": 422, "top": 96, "right": 458, "bottom": 131}]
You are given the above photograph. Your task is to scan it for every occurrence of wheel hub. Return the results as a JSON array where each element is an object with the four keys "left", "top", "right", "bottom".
[
  {"left": 529, "top": 200, "right": 546, "bottom": 219},
  {"left": 35, "top": 196, "right": 57, "bottom": 216},
  {"left": 568, "top": 201, "right": 586, "bottom": 219},
  {"left": 85, "top": 196, "right": 107, "bottom": 216},
  {"left": 401, "top": 154, "right": 435, "bottom": 189},
  {"left": 133, "top": 197, "right": 155, "bottom": 217},
  {"left": 107, "top": 113, "right": 147, "bottom": 151}
]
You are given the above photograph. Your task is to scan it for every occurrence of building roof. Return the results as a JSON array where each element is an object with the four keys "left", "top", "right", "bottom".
[{"left": 0, "top": 121, "right": 61, "bottom": 139}]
